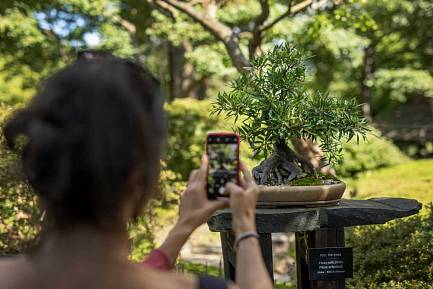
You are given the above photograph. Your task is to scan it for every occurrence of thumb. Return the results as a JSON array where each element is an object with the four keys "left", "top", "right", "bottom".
[
  {"left": 206, "top": 199, "right": 229, "bottom": 213},
  {"left": 225, "top": 182, "right": 243, "bottom": 195}
]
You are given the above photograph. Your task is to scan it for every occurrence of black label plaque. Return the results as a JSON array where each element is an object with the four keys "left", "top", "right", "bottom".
[{"left": 308, "top": 247, "right": 353, "bottom": 280}]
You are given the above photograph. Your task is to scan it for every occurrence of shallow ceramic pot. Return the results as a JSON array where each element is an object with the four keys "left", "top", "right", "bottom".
[{"left": 257, "top": 182, "right": 346, "bottom": 207}]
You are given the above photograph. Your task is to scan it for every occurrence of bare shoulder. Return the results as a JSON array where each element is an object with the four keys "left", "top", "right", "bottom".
[
  {"left": 0, "top": 255, "right": 30, "bottom": 274},
  {"left": 227, "top": 282, "right": 240, "bottom": 289},
  {"left": 0, "top": 255, "right": 34, "bottom": 289}
]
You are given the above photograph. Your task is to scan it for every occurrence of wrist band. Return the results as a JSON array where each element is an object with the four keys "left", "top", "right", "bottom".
[{"left": 234, "top": 231, "right": 259, "bottom": 250}]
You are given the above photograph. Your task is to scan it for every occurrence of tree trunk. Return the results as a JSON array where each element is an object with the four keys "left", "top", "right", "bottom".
[
  {"left": 168, "top": 42, "right": 208, "bottom": 100},
  {"left": 196, "top": 76, "right": 209, "bottom": 100},
  {"left": 252, "top": 139, "right": 316, "bottom": 185},
  {"left": 168, "top": 43, "right": 186, "bottom": 101},
  {"left": 291, "top": 137, "right": 335, "bottom": 175},
  {"left": 359, "top": 43, "right": 376, "bottom": 121}
]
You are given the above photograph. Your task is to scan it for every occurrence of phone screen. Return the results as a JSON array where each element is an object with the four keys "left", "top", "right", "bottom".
[{"left": 207, "top": 134, "right": 239, "bottom": 199}]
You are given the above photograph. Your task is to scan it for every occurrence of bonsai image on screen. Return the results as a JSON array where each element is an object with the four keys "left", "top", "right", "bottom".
[{"left": 208, "top": 143, "right": 238, "bottom": 196}]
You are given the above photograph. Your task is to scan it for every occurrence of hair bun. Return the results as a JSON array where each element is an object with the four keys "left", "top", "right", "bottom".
[
  {"left": 5, "top": 110, "right": 69, "bottom": 199},
  {"left": 4, "top": 109, "right": 32, "bottom": 150}
]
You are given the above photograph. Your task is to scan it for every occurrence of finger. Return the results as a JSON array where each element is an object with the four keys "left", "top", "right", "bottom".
[
  {"left": 239, "top": 161, "right": 254, "bottom": 184},
  {"left": 188, "top": 169, "right": 199, "bottom": 182},
  {"left": 225, "top": 182, "right": 243, "bottom": 195},
  {"left": 196, "top": 154, "right": 208, "bottom": 182},
  {"left": 180, "top": 189, "right": 186, "bottom": 197},
  {"left": 239, "top": 173, "right": 247, "bottom": 188},
  {"left": 201, "top": 154, "right": 208, "bottom": 170},
  {"left": 206, "top": 199, "right": 230, "bottom": 212}
]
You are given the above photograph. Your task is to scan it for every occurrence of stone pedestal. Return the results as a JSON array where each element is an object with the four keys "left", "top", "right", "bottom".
[{"left": 207, "top": 198, "right": 422, "bottom": 289}]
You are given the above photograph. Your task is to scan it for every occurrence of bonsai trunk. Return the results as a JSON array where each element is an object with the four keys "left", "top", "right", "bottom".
[{"left": 252, "top": 140, "right": 316, "bottom": 185}]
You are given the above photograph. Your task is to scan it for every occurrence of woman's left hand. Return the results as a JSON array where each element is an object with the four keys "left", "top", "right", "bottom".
[{"left": 178, "top": 155, "right": 229, "bottom": 232}]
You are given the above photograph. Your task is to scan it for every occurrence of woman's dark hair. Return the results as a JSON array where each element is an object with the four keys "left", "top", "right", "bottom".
[{"left": 4, "top": 55, "right": 165, "bottom": 228}]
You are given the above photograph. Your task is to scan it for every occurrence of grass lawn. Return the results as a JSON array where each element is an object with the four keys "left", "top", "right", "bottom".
[{"left": 352, "top": 159, "right": 433, "bottom": 207}]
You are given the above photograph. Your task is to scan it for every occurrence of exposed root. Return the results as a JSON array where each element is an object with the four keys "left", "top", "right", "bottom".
[{"left": 252, "top": 140, "right": 317, "bottom": 185}]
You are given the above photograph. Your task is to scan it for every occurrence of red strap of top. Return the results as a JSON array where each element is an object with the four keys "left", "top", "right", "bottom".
[{"left": 140, "top": 249, "right": 173, "bottom": 271}]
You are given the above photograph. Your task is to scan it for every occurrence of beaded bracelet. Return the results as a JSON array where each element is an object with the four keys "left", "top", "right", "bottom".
[{"left": 234, "top": 231, "right": 260, "bottom": 250}]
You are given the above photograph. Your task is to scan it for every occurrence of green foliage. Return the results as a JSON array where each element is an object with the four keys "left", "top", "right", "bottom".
[
  {"left": 128, "top": 210, "right": 157, "bottom": 261},
  {"left": 158, "top": 162, "right": 186, "bottom": 204},
  {"left": 352, "top": 159, "right": 433, "bottom": 207},
  {"left": 146, "top": 8, "right": 235, "bottom": 82},
  {"left": 213, "top": 43, "right": 369, "bottom": 164},
  {"left": 0, "top": 0, "right": 138, "bottom": 99},
  {"left": 147, "top": 10, "right": 212, "bottom": 47},
  {"left": 165, "top": 98, "right": 256, "bottom": 180},
  {"left": 176, "top": 260, "right": 222, "bottom": 276},
  {"left": 337, "top": 128, "right": 409, "bottom": 178},
  {"left": 0, "top": 104, "right": 42, "bottom": 254},
  {"left": 286, "top": 14, "right": 369, "bottom": 95},
  {"left": 216, "top": 0, "right": 260, "bottom": 26},
  {"left": 346, "top": 205, "right": 433, "bottom": 289},
  {"left": 348, "top": 159, "right": 433, "bottom": 289},
  {"left": 279, "top": 0, "right": 433, "bottom": 117},
  {"left": 332, "top": 0, "right": 433, "bottom": 73},
  {"left": 0, "top": 59, "right": 34, "bottom": 105},
  {"left": 185, "top": 44, "right": 235, "bottom": 76},
  {"left": 372, "top": 68, "right": 433, "bottom": 114},
  {"left": 165, "top": 98, "right": 225, "bottom": 180}
]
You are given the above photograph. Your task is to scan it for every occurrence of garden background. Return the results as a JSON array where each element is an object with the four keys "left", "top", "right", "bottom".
[{"left": 0, "top": 1, "right": 432, "bottom": 288}]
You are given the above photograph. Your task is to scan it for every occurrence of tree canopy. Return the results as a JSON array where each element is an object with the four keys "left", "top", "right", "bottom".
[{"left": 0, "top": 0, "right": 432, "bottom": 117}]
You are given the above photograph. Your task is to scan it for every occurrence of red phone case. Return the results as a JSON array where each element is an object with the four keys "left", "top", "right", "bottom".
[{"left": 205, "top": 132, "right": 240, "bottom": 198}]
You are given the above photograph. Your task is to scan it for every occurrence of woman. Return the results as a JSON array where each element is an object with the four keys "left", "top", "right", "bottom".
[{"left": 0, "top": 55, "right": 273, "bottom": 289}]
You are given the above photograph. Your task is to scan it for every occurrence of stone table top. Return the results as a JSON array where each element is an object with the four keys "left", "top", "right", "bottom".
[{"left": 207, "top": 198, "right": 422, "bottom": 233}]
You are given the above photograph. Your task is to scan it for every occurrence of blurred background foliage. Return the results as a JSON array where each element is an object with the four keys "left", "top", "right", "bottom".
[{"left": 1, "top": 0, "right": 432, "bottom": 288}]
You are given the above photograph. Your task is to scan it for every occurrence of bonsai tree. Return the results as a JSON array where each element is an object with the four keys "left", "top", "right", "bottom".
[{"left": 213, "top": 43, "right": 369, "bottom": 185}]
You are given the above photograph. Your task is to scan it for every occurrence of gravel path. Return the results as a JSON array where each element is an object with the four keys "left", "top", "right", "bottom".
[{"left": 156, "top": 224, "right": 296, "bottom": 283}]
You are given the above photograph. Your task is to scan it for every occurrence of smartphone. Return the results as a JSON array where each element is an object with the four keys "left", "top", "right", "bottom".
[{"left": 206, "top": 132, "right": 240, "bottom": 200}]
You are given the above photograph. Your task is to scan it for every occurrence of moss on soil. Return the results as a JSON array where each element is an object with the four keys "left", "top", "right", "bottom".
[
  {"left": 290, "top": 177, "right": 324, "bottom": 186},
  {"left": 286, "top": 173, "right": 340, "bottom": 186}
]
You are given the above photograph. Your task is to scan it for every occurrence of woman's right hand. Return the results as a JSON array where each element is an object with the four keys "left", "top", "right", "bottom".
[{"left": 225, "top": 161, "right": 260, "bottom": 237}]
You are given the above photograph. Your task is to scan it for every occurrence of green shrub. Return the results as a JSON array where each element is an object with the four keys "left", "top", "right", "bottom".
[
  {"left": 372, "top": 68, "right": 433, "bottom": 115},
  {"left": 176, "top": 260, "right": 223, "bottom": 276},
  {"left": 337, "top": 128, "right": 409, "bottom": 178},
  {"left": 165, "top": 98, "right": 257, "bottom": 180},
  {"left": 346, "top": 205, "right": 433, "bottom": 289},
  {"left": 165, "top": 98, "right": 224, "bottom": 180},
  {"left": 0, "top": 104, "right": 41, "bottom": 255}
]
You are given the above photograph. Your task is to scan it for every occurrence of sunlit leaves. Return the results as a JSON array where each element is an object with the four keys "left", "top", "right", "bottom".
[
  {"left": 213, "top": 43, "right": 369, "bottom": 164},
  {"left": 372, "top": 68, "right": 433, "bottom": 114}
]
